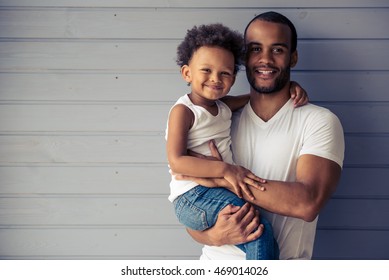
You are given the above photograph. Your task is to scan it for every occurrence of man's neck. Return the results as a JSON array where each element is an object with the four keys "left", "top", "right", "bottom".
[{"left": 249, "top": 88, "right": 290, "bottom": 122}]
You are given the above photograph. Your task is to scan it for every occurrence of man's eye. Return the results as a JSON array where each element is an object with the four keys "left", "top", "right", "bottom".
[{"left": 273, "top": 48, "right": 284, "bottom": 54}]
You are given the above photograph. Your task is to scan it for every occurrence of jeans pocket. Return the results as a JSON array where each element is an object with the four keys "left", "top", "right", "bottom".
[{"left": 174, "top": 195, "right": 209, "bottom": 231}]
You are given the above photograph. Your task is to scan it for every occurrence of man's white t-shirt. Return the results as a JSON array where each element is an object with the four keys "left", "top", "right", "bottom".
[{"left": 200, "top": 99, "right": 345, "bottom": 260}]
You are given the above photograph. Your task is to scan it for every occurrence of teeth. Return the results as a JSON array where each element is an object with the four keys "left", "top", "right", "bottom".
[{"left": 258, "top": 70, "right": 274, "bottom": 74}]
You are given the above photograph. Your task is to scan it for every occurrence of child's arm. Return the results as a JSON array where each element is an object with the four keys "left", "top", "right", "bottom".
[
  {"left": 220, "top": 94, "right": 250, "bottom": 112},
  {"left": 221, "top": 82, "right": 309, "bottom": 111},
  {"left": 290, "top": 81, "right": 309, "bottom": 107},
  {"left": 166, "top": 104, "right": 264, "bottom": 199}
]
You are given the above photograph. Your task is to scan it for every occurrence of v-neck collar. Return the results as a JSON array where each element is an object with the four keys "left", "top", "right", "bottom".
[{"left": 246, "top": 98, "right": 293, "bottom": 128}]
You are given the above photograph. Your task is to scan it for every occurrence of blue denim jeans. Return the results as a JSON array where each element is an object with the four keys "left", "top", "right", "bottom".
[{"left": 173, "top": 185, "right": 279, "bottom": 260}]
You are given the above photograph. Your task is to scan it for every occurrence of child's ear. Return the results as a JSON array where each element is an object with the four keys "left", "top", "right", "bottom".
[{"left": 181, "top": 65, "right": 191, "bottom": 84}]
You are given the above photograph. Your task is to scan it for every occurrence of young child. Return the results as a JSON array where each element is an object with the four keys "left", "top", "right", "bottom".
[{"left": 165, "top": 23, "right": 308, "bottom": 259}]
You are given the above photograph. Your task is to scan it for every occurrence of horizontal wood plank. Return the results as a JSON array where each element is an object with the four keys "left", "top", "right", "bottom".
[
  {"left": 0, "top": 227, "right": 202, "bottom": 259},
  {"left": 1, "top": 103, "right": 389, "bottom": 134},
  {"left": 318, "top": 199, "right": 389, "bottom": 229},
  {"left": 0, "top": 0, "right": 386, "bottom": 8},
  {"left": 0, "top": 227, "right": 386, "bottom": 259},
  {"left": 0, "top": 196, "right": 387, "bottom": 228},
  {"left": 1, "top": 71, "right": 388, "bottom": 102},
  {"left": 335, "top": 167, "right": 389, "bottom": 197},
  {"left": 320, "top": 103, "right": 389, "bottom": 134},
  {"left": 0, "top": 135, "right": 167, "bottom": 163},
  {"left": 291, "top": 71, "right": 389, "bottom": 102},
  {"left": 0, "top": 134, "right": 387, "bottom": 165},
  {"left": 0, "top": 72, "right": 187, "bottom": 102},
  {"left": 344, "top": 135, "right": 389, "bottom": 166},
  {"left": 0, "top": 196, "right": 178, "bottom": 226},
  {"left": 0, "top": 104, "right": 172, "bottom": 132},
  {"left": 1, "top": 166, "right": 387, "bottom": 197},
  {"left": 0, "top": 40, "right": 388, "bottom": 71},
  {"left": 313, "top": 230, "right": 389, "bottom": 259},
  {"left": 1, "top": 9, "right": 388, "bottom": 39},
  {"left": 0, "top": 165, "right": 171, "bottom": 195}
]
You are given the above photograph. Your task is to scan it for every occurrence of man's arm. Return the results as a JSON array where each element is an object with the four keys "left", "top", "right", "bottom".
[
  {"left": 180, "top": 142, "right": 342, "bottom": 222},
  {"left": 241, "top": 154, "right": 341, "bottom": 222},
  {"left": 184, "top": 154, "right": 341, "bottom": 246}
]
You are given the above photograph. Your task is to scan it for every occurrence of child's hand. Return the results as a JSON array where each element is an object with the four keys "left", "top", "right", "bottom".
[
  {"left": 290, "top": 81, "right": 309, "bottom": 107},
  {"left": 224, "top": 165, "right": 266, "bottom": 200}
]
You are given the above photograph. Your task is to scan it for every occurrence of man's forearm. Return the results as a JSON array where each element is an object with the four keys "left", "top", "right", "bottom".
[{"left": 186, "top": 228, "right": 222, "bottom": 246}]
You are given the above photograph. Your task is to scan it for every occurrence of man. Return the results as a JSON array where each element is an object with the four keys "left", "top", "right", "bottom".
[{"left": 180, "top": 11, "right": 345, "bottom": 259}]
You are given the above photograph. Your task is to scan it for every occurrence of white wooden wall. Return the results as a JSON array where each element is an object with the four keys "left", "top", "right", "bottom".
[{"left": 0, "top": 0, "right": 388, "bottom": 260}]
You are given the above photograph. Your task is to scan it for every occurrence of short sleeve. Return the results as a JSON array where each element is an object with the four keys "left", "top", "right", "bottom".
[{"left": 300, "top": 109, "right": 345, "bottom": 168}]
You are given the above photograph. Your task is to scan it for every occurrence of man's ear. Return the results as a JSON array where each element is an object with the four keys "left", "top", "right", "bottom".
[
  {"left": 181, "top": 65, "right": 191, "bottom": 84},
  {"left": 290, "top": 50, "right": 298, "bottom": 68}
]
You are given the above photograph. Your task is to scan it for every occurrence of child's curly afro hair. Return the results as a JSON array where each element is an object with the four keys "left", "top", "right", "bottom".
[{"left": 176, "top": 23, "right": 244, "bottom": 73}]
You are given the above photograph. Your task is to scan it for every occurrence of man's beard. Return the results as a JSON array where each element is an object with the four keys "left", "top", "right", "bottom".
[{"left": 246, "top": 65, "right": 291, "bottom": 94}]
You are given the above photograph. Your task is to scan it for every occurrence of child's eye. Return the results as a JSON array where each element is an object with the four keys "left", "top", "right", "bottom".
[
  {"left": 221, "top": 72, "right": 232, "bottom": 76},
  {"left": 201, "top": 68, "right": 211, "bottom": 73}
]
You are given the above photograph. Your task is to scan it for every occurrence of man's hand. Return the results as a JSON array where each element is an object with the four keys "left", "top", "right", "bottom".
[
  {"left": 175, "top": 140, "right": 227, "bottom": 187},
  {"left": 187, "top": 139, "right": 223, "bottom": 161},
  {"left": 182, "top": 141, "right": 266, "bottom": 247},
  {"left": 187, "top": 203, "right": 264, "bottom": 246}
]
